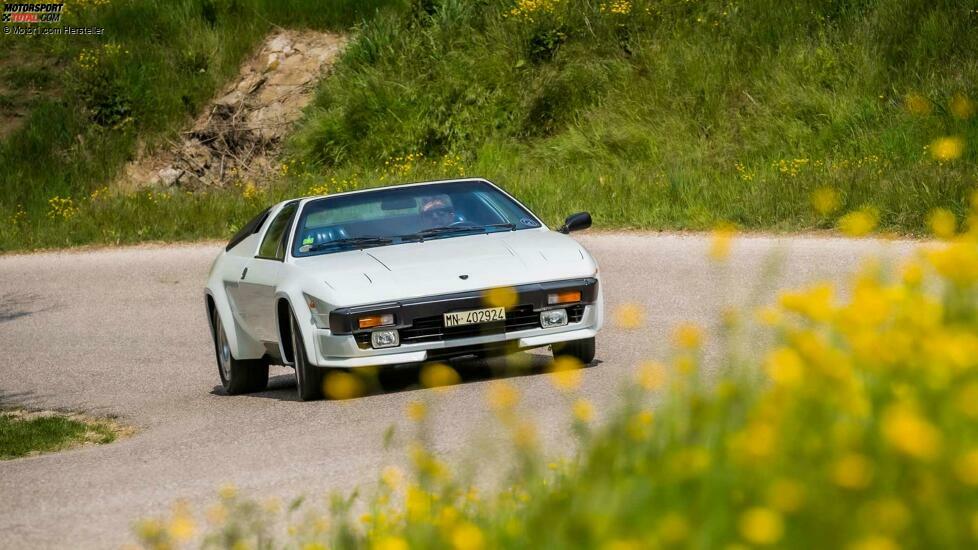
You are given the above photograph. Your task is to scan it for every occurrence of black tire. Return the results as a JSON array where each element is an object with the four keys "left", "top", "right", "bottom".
[
  {"left": 213, "top": 312, "right": 268, "bottom": 395},
  {"left": 552, "top": 337, "right": 596, "bottom": 365},
  {"left": 290, "top": 311, "right": 324, "bottom": 401}
]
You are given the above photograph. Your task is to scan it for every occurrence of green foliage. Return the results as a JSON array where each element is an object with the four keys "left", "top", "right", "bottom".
[{"left": 2, "top": 0, "right": 978, "bottom": 252}]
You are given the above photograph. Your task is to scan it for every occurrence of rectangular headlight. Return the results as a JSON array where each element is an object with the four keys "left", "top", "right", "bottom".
[
  {"left": 359, "top": 313, "right": 395, "bottom": 329},
  {"left": 540, "top": 308, "right": 568, "bottom": 328},
  {"left": 547, "top": 290, "right": 582, "bottom": 305},
  {"left": 371, "top": 329, "right": 399, "bottom": 349}
]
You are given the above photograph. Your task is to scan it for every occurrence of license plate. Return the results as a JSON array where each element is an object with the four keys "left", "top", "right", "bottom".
[{"left": 444, "top": 307, "right": 506, "bottom": 327}]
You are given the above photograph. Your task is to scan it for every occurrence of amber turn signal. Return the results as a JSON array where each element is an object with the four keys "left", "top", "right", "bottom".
[
  {"left": 547, "top": 290, "right": 582, "bottom": 305},
  {"left": 359, "top": 313, "right": 395, "bottom": 329}
]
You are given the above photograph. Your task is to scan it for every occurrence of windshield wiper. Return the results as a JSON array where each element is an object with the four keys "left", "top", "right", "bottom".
[
  {"left": 306, "top": 236, "right": 393, "bottom": 252},
  {"left": 399, "top": 223, "right": 517, "bottom": 242}
]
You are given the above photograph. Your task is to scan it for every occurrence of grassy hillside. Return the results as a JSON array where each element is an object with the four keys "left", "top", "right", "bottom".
[{"left": 2, "top": 0, "right": 977, "bottom": 251}]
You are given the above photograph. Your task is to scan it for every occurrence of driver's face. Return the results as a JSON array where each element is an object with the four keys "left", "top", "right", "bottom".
[{"left": 423, "top": 206, "right": 454, "bottom": 226}]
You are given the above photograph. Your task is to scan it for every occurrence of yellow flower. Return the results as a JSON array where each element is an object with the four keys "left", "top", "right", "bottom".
[
  {"left": 672, "top": 322, "right": 703, "bottom": 349},
  {"left": 323, "top": 371, "right": 365, "bottom": 400},
  {"left": 636, "top": 360, "right": 666, "bottom": 391},
  {"left": 614, "top": 303, "right": 645, "bottom": 329},
  {"left": 837, "top": 207, "right": 879, "bottom": 237},
  {"left": 452, "top": 522, "right": 484, "bottom": 550},
  {"left": 218, "top": 483, "right": 238, "bottom": 500},
  {"left": 420, "top": 362, "right": 461, "bottom": 389},
  {"left": 573, "top": 398, "right": 594, "bottom": 423},
  {"left": 930, "top": 136, "right": 965, "bottom": 162},
  {"left": 512, "top": 420, "right": 538, "bottom": 448},
  {"left": 904, "top": 92, "right": 932, "bottom": 115},
  {"left": 950, "top": 93, "right": 976, "bottom": 119},
  {"left": 373, "top": 536, "right": 409, "bottom": 550},
  {"left": 779, "top": 282, "right": 835, "bottom": 322},
  {"left": 381, "top": 465, "right": 403, "bottom": 488},
  {"left": 739, "top": 507, "right": 784, "bottom": 545},
  {"left": 927, "top": 242, "right": 978, "bottom": 286},
  {"left": 709, "top": 224, "right": 736, "bottom": 261},
  {"left": 954, "top": 450, "right": 978, "bottom": 486},
  {"left": 626, "top": 410, "right": 654, "bottom": 440},
  {"left": 483, "top": 286, "right": 517, "bottom": 308},
  {"left": 168, "top": 503, "right": 196, "bottom": 542},
  {"left": 763, "top": 347, "right": 804, "bottom": 388},
  {"left": 767, "top": 479, "right": 805, "bottom": 513},
  {"left": 548, "top": 355, "right": 584, "bottom": 392},
  {"left": 882, "top": 404, "right": 942, "bottom": 460},
  {"left": 811, "top": 187, "right": 841, "bottom": 216},
  {"left": 832, "top": 453, "right": 874, "bottom": 489},
  {"left": 849, "top": 535, "right": 900, "bottom": 550},
  {"left": 407, "top": 400, "right": 427, "bottom": 421},
  {"left": 657, "top": 513, "right": 689, "bottom": 544},
  {"left": 486, "top": 381, "right": 520, "bottom": 412}
]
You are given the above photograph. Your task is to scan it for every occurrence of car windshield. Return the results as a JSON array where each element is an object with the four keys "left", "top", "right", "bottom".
[{"left": 291, "top": 180, "right": 542, "bottom": 257}]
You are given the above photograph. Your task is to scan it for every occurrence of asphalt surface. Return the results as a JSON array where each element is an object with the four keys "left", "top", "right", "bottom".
[{"left": 0, "top": 233, "right": 918, "bottom": 548}]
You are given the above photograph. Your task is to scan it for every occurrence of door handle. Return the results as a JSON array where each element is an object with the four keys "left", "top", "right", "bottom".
[{"left": 241, "top": 267, "right": 248, "bottom": 280}]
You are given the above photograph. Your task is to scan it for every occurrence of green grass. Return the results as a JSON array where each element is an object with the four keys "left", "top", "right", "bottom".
[
  {"left": 0, "top": 411, "right": 119, "bottom": 459},
  {"left": 2, "top": 0, "right": 977, "bottom": 252}
]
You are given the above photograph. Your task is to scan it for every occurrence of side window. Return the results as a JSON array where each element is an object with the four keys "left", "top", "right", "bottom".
[
  {"left": 257, "top": 202, "right": 298, "bottom": 260},
  {"left": 226, "top": 207, "right": 271, "bottom": 251}
]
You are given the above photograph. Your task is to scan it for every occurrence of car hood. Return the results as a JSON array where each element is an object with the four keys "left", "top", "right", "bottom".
[{"left": 294, "top": 229, "right": 597, "bottom": 307}]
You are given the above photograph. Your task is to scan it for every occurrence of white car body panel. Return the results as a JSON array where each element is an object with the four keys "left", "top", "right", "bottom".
[{"left": 204, "top": 178, "right": 603, "bottom": 369}]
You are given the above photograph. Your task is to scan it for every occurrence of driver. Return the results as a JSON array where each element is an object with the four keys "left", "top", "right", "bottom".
[{"left": 420, "top": 195, "right": 457, "bottom": 229}]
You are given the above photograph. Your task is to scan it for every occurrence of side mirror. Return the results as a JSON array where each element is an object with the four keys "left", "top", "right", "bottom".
[{"left": 558, "top": 212, "right": 592, "bottom": 234}]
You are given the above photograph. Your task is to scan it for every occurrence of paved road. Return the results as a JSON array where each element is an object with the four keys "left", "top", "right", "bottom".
[{"left": 0, "top": 233, "right": 918, "bottom": 548}]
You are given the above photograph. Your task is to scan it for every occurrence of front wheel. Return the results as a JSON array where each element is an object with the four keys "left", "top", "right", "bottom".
[
  {"left": 290, "top": 311, "right": 324, "bottom": 401},
  {"left": 213, "top": 313, "right": 268, "bottom": 395},
  {"left": 552, "top": 337, "right": 596, "bottom": 365}
]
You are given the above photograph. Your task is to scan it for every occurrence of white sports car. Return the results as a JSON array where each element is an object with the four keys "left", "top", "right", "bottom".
[{"left": 204, "top": 178, "right": 603, "bottom": 400}]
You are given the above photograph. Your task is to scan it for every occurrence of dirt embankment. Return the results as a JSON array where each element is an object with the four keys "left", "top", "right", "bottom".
[{"left": 120, "top": 30, "right": 345, "bottom": 190}]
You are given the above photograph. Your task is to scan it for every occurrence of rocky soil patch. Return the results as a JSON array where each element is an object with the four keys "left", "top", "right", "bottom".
[{"left": 121, "top": 30, "right": 345, "bottom": 190}]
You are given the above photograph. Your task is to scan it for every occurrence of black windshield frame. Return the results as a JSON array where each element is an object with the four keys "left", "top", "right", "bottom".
[{"left": 290, "top": 180, "right": 543, "bottom": 258}]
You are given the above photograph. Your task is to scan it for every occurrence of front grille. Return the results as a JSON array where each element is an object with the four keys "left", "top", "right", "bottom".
[{"left": 353, "top": 303, "right": 589, "bottom": 348}]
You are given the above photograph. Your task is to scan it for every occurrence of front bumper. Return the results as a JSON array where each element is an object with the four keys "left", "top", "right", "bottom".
[{"left": 311, "top": 278, "right": 601, "bottom": 367}]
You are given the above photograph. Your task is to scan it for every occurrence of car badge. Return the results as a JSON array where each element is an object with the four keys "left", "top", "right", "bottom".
[{"left": 459, "top": 274, "right": 469, "bottom": 280}]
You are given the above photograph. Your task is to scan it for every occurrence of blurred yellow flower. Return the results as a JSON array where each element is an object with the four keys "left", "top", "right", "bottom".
[
  {"left": 452, "top": 522, "right": 484, "bottom": 550},
  {"left": 779, "top": 282, "right": 835, "bottom": 322},
  {"left": 168, "top": 502, "right": 196, "bottom": 542},
  {"left": 548, "top": 355, "right": 584, "bottom": 392},
  {"left": 614, "top": 303, "right": 645, "bottom": 329},
  {"left": 849, "top": 535, "right": 900, "bottom": 550},
  {"left": 420, "top": 362, "right": 461, "bottom": 389},
  {"left": 767, "top": 479, "right": 805, "bottom": 513},
  {"left": 513, "top": 420, "right": 538, "bottom": 448},
  {"left": 927, "top": 242, "right": 978, "bottom": 286},
  {"left": 950, "top": 93, "right": 976, "bottom": 119},
  {"left": 930, "top": 136, "right": 965, "bottom": 162},
  {"left": 904, "top": 92, "right": 932, "bottom": 115},
  {"left": 812, "top": 187, "right": 841, "bottom": 216},
  {"left": 832, "top": 453, "right": 874, "bottom": 489},
  {"left": 626, "top": 410, "right": 654, "bottom": 440},
  {"left": 483, "top": 286, "right": 517, "bottom": 308},
  {"left": 407, "top": 400, "right": 427, "bottom": 421},
  {"left": 954, "top": 450, "right": 978, "bottom": 486},
  {"left": 956, "top": 382, "right": 978, "bottom": 418},
  {"left": 709, "top": 224, "right": 736, "bottom": 261},
  {"left": 382, "top": 465, "right": 404, "bottom": 488},
  {"left": 636, "top": 360, "right": 666, "bottom": 390},
  {"left": 657, "top": 513, "right": 689, "bottom": 544},
  {"left": 323, "top": 371, "right": 365, "bottom": 400},
  {"left": 739, "top": 507, "right": 784, "bottom": 545},
  {"left": 862, "top": 498, "right": 909, "bottom": 534},
  {"left": 573, "top": 399, "right": 594, "bottom": 423},
  {"left": 205, "top": 503, "right": 227, "bottom": 525},
  {"left": 218, "top": 483, "right": 237, "bottom": 500},
  {"left": 672, "top": 322, "right": 703, "bottom": 349},
  {"left": 373, "top": 536, "right": 409, "bottom": 550},
  {"left": 487, "top": 381, "right": 520, "bottom": 412},
  {"left": 837, "top": 208, "right": 879, "bottom": 237},
  {"left": 882, "top": 404, "right": 942, "bottom": 461}
]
